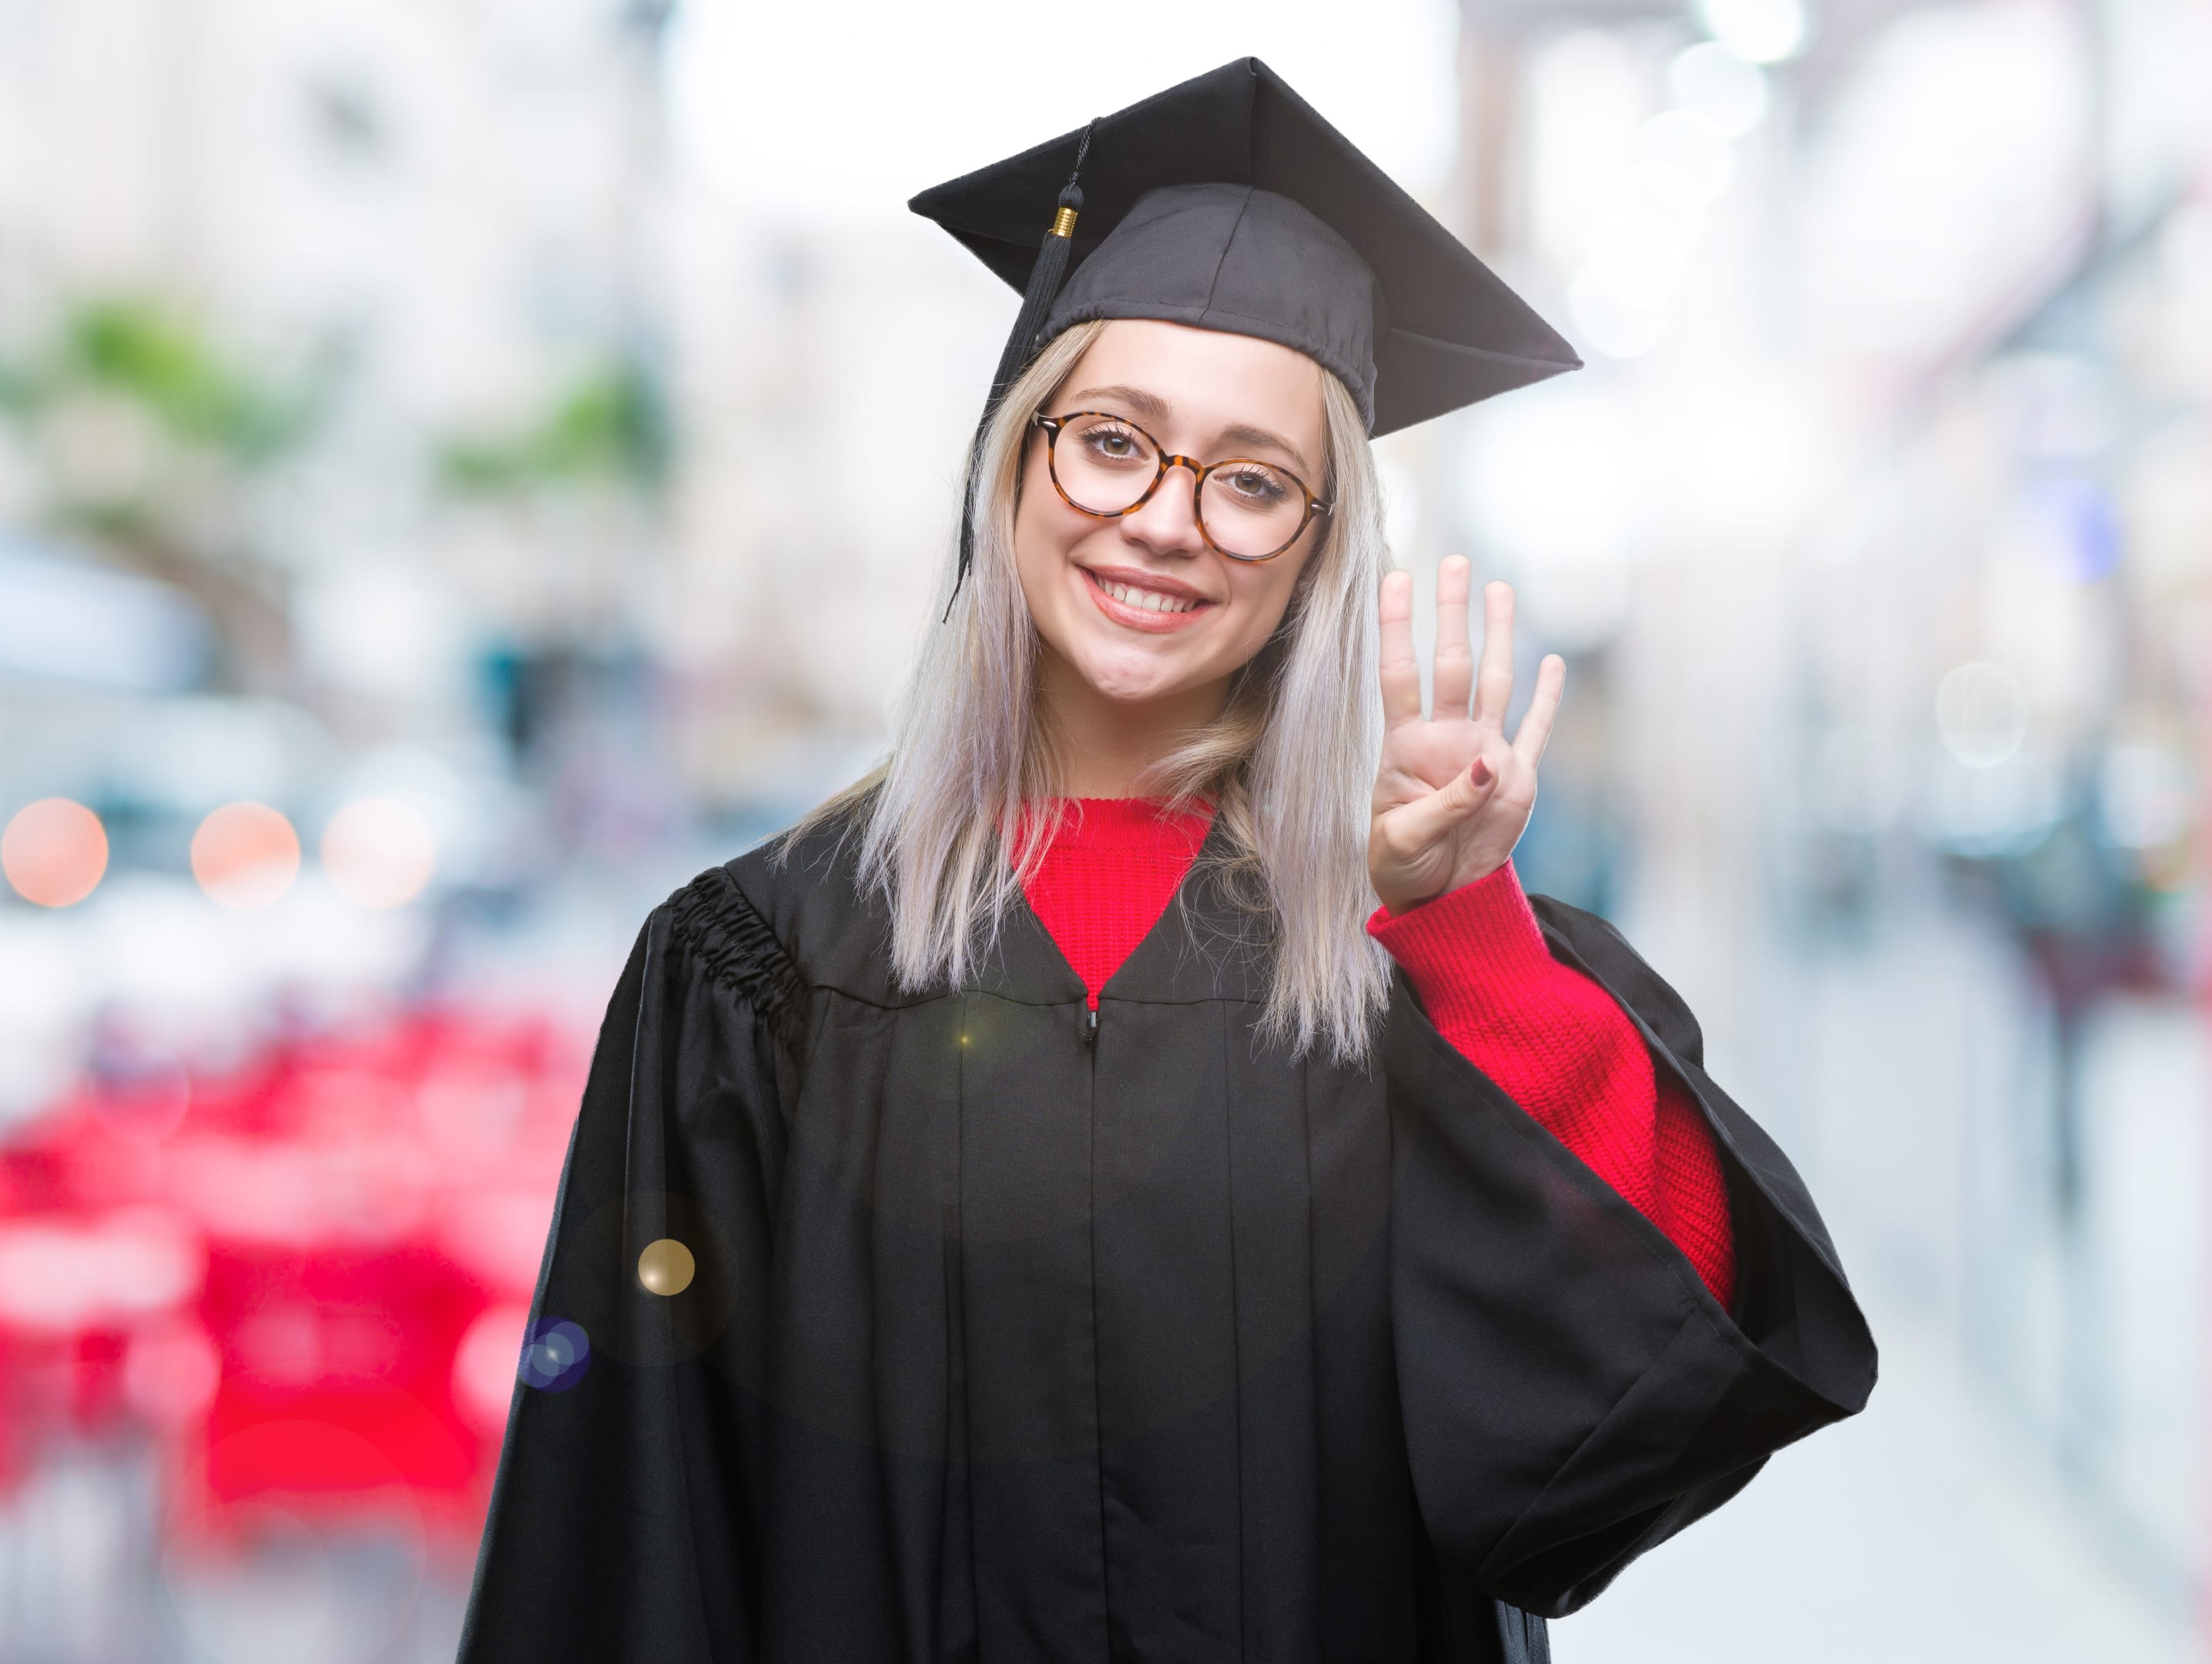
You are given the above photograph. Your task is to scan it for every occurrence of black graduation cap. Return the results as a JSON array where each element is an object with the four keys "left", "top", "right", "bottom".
[{"left": 910, "top": 55, "right": 1580, "bottom": 590}]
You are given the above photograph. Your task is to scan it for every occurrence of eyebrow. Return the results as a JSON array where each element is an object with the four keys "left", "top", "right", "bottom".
[
  {"left": 1064, "top": 384, "right": 1316, "bottom": 481},
  {"left": 1219, "top": 422, "right": 1315, "bottom": 481}
]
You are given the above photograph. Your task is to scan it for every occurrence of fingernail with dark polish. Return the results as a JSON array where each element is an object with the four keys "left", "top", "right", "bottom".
[{"left": 1470, "top": 758, "right": 1493, "bottom": 787}]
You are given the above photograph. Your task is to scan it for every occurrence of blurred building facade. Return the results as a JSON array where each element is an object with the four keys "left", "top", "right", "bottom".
[
  {"left": 0, "top": 0, "right": 688, "bottom": 1102},
  {"left": 1433, "top": 0, "right": 2212, "bottom": 1623}
]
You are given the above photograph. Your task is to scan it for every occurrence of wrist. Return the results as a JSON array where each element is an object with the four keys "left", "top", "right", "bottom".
[
  {"left": 1372, "top": 857, "right": 1508, "bottom": 918},
  {"left": 1368, "top": 858, "right": 1547, "bottom": 978}
]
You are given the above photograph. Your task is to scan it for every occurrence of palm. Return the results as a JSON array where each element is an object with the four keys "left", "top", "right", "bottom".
[{"left": 1369, "top": 560, "right": 1564, "bottom": 915}]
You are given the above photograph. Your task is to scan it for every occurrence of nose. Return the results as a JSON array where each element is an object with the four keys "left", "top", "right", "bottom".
[{"left": 1116, "top": 459, "right": 1208, "bottom": 559}]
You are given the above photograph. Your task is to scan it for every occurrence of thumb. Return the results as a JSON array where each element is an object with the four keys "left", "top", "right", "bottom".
[{"left": 1387, "top": 754, "right": 1499, "bottom": 854}]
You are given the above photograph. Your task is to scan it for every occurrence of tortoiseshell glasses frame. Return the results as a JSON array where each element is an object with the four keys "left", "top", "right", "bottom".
[{"left": 1031, "top": 409, "right": 1333, "bottom": 562}]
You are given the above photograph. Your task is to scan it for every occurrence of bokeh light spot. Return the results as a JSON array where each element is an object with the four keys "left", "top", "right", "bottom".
[
  {"left": 123, "top": 1318, "right": 223, "bottom": 1427},
  {"left": 1936, "top": 661, "right": 2029, "bottom": 769},
  {"left": 1694, "top": 0, "right": 1809, "bottom": 63},
  {"left": 1634, "top": 111, "right": 1735, "bottom": 210},
  {"left": 321, "top": 796, "right": 438, "bottom": 908},
  {"left": 1668, "top": 42, "right": 1770, "bottom": 137},
  {"left": 637, "top": 1237, "right": 695, "bottom": 1297},
  {"left": 2, "top": 797, "right": 109, "bottom": 907},
  {"left": 191, "top": 800, "right": 300, "bottom": 909},
  {"left": 454, "top": 1303, "right": 532, "bottom": 1433}
]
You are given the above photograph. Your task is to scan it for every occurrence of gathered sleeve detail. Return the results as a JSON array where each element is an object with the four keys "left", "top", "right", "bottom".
[{"left": 667, "top": 864, "right": 807, "bottom": 1046}]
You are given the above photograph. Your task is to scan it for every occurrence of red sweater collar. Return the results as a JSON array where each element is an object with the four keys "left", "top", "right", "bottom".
[{"left": 1020, "top": 796, "right": 1216, "bottom": 853}]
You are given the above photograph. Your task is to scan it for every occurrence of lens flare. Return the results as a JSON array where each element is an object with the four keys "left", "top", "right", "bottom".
[
  {"left": 2, "top": 797, "right": 109, "bottom": 907},
  {"left": 191, "top": 801, "right": 300, "bottom": 910},
  {"left": 321, "top": 796, "right": 438, "bottom": 908},
  {"left": 638, "top": 1237, "right": 696, "bottom": 1297},
  {"left": 518, "top": 1317, "right": 591, "bottom": 1391}
]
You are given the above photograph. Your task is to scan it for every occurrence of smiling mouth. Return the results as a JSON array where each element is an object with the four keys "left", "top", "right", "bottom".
[{"left": 1084, "top": 569, "right": 1209, "bottom": 616}]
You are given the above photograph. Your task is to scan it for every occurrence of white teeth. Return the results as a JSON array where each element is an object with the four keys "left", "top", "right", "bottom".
[{"left": 1098, "top": 576, "right": 1195, "bottom": 615}]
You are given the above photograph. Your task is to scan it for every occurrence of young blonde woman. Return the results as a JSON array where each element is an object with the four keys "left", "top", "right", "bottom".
[{"left": 461, "top": 60, "right": 1874, "bottom": 1664}]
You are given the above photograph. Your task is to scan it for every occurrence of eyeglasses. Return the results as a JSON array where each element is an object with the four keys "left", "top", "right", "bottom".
[{"left": 1032, "top": 410, "right": 1332, "bottom": 562}]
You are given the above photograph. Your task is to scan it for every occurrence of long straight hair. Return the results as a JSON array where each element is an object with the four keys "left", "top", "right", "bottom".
[{"left": 806, "top": 319, "right": 1392, "bottom": 1062}]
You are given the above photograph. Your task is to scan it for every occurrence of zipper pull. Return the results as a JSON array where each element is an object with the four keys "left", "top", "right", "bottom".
[{"left": 1083, "top": 1008, "right": 1099, "bottom": 1048}]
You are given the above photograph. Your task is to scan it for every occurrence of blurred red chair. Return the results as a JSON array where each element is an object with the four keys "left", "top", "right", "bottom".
[{"left": 0, "top": 1004, "right": 585, "bottom": 1565}]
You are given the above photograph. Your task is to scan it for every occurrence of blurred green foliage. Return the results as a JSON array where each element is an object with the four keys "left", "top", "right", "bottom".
[
  {"left": 65, "top": 301, "right": 316, "bottom": 461},
  {"left": 0, "top": 297, "right": 323, "bottom": 466},
  {"left": 0, "top": 297, "right": 333, "bottom": 684},
  {"left": 439, "top": 357, "right": 669, "bottom": 495}
]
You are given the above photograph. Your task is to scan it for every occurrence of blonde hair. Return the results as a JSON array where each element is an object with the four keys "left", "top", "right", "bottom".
[{"left": 806, "top": 318, "right": 1391, "bottom": 1062}]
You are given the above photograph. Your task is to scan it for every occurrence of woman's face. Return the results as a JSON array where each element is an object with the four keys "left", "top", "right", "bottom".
[{"left": 1012, "top": 318, "right": 1329, "bottom": 712}]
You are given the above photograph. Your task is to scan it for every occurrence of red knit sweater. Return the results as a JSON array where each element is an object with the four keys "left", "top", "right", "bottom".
[{"left": 1018, "top": 798, "right": 1735, "bottom": 1308}]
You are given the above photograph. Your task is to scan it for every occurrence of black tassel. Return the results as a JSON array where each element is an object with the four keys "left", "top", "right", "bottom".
[
  {"left": 947, "top": 122, "right": 1097, "bottom": 616},
  {"left": 987, "top": 179, "right": 1083, "bottom": 404}
]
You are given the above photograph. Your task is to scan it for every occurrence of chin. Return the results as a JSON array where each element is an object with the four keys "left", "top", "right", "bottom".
[{"left": 1071, "top": 641, "right": 1195, "bottom": 705}]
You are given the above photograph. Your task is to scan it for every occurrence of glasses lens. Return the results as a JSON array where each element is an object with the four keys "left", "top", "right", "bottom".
[
  {"left": 1200, "top": 461, "right": 1309, "bottom": 559},
  {"left": 1051, "top": 414, "right": 1159, "bottom": 515}
]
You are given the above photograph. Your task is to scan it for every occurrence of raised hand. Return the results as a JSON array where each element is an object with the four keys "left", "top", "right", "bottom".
[{"left": 1369, "top": 558, "right": 1564, "bottom": 915}]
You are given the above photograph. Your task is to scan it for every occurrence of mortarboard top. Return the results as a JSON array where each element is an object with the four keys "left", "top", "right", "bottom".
[{"left": 909, "top": 55, "right": 1581, "bottom": 440}]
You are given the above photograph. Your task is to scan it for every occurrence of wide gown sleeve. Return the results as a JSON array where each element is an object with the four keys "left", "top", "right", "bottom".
[
  {"left": 1386, "top": 890, "right": 1876, "bottom": 1620},
  {"left": 1367, "top": 862, "right": 1735, "bottom": 1307},
  {"left": 456, "top": 871, "right": 793, "bottom": 1663}
]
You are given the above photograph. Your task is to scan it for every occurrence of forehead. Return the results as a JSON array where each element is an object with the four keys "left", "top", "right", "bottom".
[{"left": 1061, "top": 320, "right": 1326, "bottom": 447}]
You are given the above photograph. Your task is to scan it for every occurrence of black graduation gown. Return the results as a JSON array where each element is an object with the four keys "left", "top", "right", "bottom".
[{"left": 457, "top": 813, "right": 1875, "bottom": 1662}]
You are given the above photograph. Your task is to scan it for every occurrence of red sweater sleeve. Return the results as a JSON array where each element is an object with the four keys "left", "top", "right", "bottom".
[{"left": 1368, "top": 862, "right": 1735, "bottom": 1310}]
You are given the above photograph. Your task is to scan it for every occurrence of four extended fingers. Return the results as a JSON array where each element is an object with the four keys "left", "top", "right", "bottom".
[{"left": 1378, "top": 566, "right": 1568, "bottom": 760}]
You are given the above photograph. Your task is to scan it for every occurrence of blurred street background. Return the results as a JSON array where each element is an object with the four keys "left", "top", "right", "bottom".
[{"left": 2, "top": 0, "right": 2208, "bottom": 1658}]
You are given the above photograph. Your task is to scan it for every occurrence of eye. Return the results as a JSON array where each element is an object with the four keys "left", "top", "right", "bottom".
[
  {"left": 1076, "top": 421, "right": 1148, "bottom": 465},
  {"left": 1218, "top": 464, "right": 1291, "bottom": 505}
]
